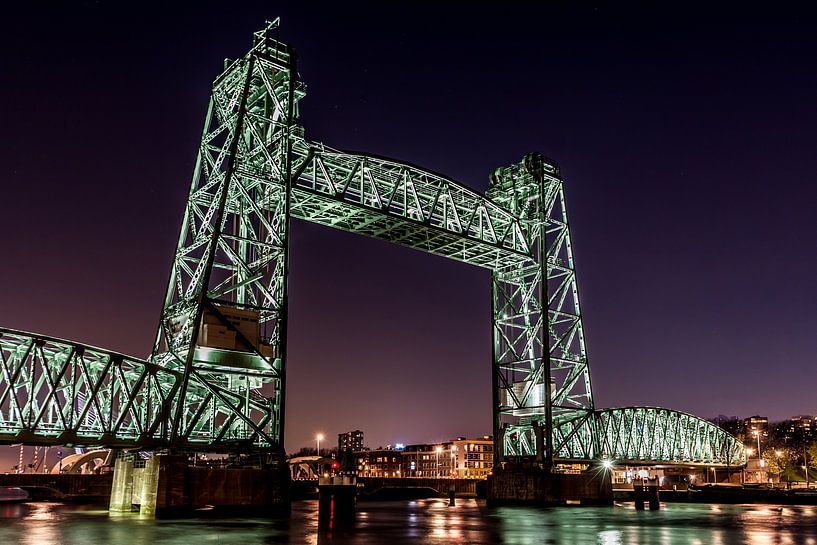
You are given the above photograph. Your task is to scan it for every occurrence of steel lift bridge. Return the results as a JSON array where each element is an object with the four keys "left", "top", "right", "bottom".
[{"left": 0, "top": 21, "right": 745, "bottom": 469}]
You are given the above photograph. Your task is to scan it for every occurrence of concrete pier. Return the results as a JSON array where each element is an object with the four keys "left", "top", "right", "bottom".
[
  {"left": 109, "top": 458, "right": 134, "bottom": 512},
  {"left": 486, "top": 463, "right": 613, "bottom": 506},
  {"left": 633, "top": 478, "right": 661, "bottom": 510},
  {"left": 109, "top": 454, "right": 290, "bottom": 517}
]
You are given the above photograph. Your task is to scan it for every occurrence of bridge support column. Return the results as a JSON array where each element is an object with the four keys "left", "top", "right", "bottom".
[
  {"left": 108, "top": 454, "right": 291, "bottom": 517},
  {"left": 633, "top": 478, "right": 660, "bottom": 510},
  {"left": 139, "top": 455, "right": 188, "bottom": 517},
  {"left": 487, "top": 463, "right": 612, "bottom": 506},
  {"left": 109, "top": 458, "right": 134, "bottom": 512}
]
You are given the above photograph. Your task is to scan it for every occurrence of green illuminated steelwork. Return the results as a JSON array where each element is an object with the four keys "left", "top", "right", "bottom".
[
  {"left": 0, "top": 21, "right": 746, "bottom": 469},
  {"left": 0, "top": 328, "right": 180, "bottom": 446},
  {"left": 289, "top": 142, "right": 531, "bottom": 269},
  {"left": 147, "top": 20, "right": 547, "bottom": 453},
  {"left": 596, "top": 407, "right": 747, "bottom": 466},
  {"left": 488, "top": 155, "right": 595, "bottom": 463},
  {"left": 152, "top": 20, "right": 297, "bottom": 450}
]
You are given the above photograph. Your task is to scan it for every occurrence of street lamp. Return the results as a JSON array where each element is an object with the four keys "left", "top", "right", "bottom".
[{"left": 316, "top": 433, "right": 324, "bottom": 456}]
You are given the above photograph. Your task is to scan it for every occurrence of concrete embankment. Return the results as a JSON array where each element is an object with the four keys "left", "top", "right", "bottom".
[
  {"left": 0, "top": 473, "right": 112, "bottom": 502},
  {"left": 614, "top": 486, "right": 817, "bottom": 505}
]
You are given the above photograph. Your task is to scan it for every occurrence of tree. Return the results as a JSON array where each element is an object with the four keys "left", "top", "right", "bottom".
[
  {"left": 808, "top": 441, "right": 817, "bottom": 471},
  {"left": 762, "top": 449, "right": 787, "bottom": 476},
  {"left": 290, "top": 447, "right": 318, "bottom": 458}
]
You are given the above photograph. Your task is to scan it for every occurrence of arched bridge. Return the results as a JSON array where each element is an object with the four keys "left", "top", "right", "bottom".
[{"left": 595, "top": 407, "right": 746, "bottom": 466}]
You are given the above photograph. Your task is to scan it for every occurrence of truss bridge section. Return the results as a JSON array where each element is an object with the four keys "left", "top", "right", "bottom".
[
  {"left": 288, "top": 139, "right": 534, "bottom": 272},
  {"left": 0, "top": 21, "right": 746, "bottom": 469},
  {"left": 0, "top": 328, "right": 179, "bottom": 448}
]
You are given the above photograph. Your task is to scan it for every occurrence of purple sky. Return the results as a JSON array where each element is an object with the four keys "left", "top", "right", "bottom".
[{"left": 1, "top": 3, "right": 816, "bottom": 468}]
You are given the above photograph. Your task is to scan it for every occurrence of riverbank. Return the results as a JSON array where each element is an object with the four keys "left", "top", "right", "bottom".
[{"left": 614, "top": 484, "right": 817, "bottom": 505}]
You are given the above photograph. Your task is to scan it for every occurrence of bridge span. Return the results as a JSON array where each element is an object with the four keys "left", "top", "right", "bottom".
[{"left": 0, "top": 20, "right": 745, "bottom": 510}]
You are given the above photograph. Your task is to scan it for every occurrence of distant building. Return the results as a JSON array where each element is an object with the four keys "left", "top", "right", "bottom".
[
  {"left": 742, "top": 415, "right": 769, "bottom": 444},
  {"left": 401, "top": 443, "right": 437, "bottom": 477},
  {"left": 783, "top": 415, "right": 816, "bottom": 444},
  {"left": 450, "top": 436, "right": 493, "bottom": 479},
  {"left": 709, "top": 415, "right": 741, "bottom": 437},
  {"left": 401, "top": 436, "right": 493, "bottom": 479},
  {"left": 355, "top": 448, "right": 401, "bottom": 478},
  {"left": 338, "top": 430, "right": 364, "bottom": 453}
]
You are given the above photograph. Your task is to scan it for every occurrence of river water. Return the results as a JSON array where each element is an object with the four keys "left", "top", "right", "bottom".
[{"left": 1, "top": 499, "right": 816, "bottom": 545}]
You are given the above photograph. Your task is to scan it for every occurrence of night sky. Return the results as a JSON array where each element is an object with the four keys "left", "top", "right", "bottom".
[{"left": 2, "top": 2, "right": 816, "bottom": 468}]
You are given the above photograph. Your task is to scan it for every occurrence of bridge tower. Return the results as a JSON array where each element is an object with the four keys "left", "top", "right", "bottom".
[
  {"left": 151, "top": 20, "right": 300, "bottom": 452},
  {"left": 488, "top": 154, "right": 595, "bottom": 464}
]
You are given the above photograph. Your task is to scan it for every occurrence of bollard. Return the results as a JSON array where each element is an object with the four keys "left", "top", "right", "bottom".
[
  {"left": 633, "top": 482, "right": 645, "bottom": 510},
  {"left": 633, "top": 478, "right": 660, "bottom": 510},
  {"left": 647, "top": 478, "right": 660, "bottom": 510},
  {"left": 318, "top": 476, "right": 356, "bottom": 529},
  {"left": 448, "top": 487, "right": 456, "bottom": 507}
]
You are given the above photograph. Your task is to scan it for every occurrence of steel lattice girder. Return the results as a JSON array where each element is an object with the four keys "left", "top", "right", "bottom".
[
  {"left": 289, "top": 141, "right": 531, "bottom": 270},
  {"left": 0, "top": 22, "right": 747, "bottom": 465},
  {"left": 489, "top": 155, "right": 596, "bottom": 461},
  {"left": 596, "top": 407, "right": 747, "bottom": 466},
  {"left": 151, "top": 22, "right": 295, "bottom": 451},
  {"left": 0, "top": 328, "right": 180, "bottom": 447}
]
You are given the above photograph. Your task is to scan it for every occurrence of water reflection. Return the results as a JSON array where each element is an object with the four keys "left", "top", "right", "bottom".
[
  {"left": 493, "top": 503, "right": 817, "bottom": 545},
  {"left": 0, "top": 500, "right": 816, "bottom": 544}
]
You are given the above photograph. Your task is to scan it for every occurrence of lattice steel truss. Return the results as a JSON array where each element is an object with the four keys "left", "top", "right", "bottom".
[
  {"left": 151, "top": 21, "right": 297, "bottom": 450},
  {"left": 596, "top": 407, "right": 747, "bottom": 466},
  {"left": 488, "top": 155, "right": 595, "bottom": 462},
  {"left": 0, "top": 328, "right": 179, "bottom": 446},
  {"left": 0, "top": 21, "right": 745, "bottom": 467},
  {"left": 289, "top": 141, "right": 531, "bottom": 270}
]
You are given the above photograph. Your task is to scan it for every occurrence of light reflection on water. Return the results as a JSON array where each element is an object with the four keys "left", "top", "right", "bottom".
[{"left": 0, "top": 500, "right": 816, "bottom": 544}]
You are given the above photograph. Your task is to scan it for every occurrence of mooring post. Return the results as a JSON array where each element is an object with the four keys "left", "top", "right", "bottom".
[
  {"left": 633, "top": 480, "right": 645, "bottom": 510},
  {"left": 634, "top": 478, "right": 660, "bottom": 511},
  {"left": 318, "top": 475, "right": 356, "bottom": 528},
  {"left": 648, "top": 478, "right": 660, "bottom": 511}
]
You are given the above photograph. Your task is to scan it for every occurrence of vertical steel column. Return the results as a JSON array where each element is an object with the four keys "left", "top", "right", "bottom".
[
  {"left": 489, "top": 153, "right": 596, "bottom": 463},
  {"left": 151, "top": 21, "right": 298, "bottom": 451},
  {"left": 489, "top": 154, "right": 551, "bottom": 462}
]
